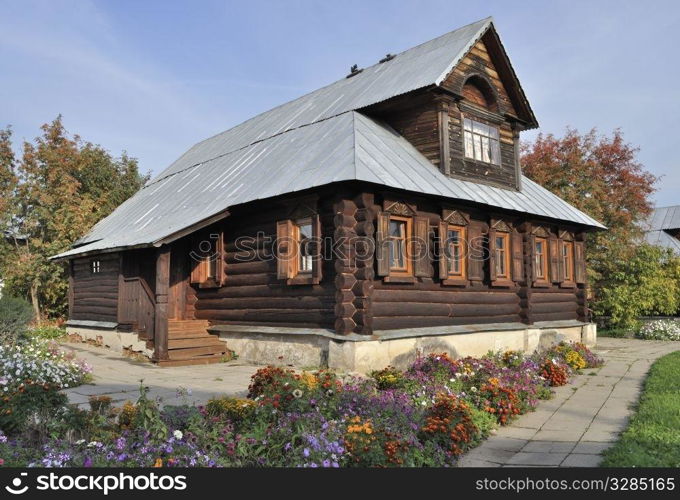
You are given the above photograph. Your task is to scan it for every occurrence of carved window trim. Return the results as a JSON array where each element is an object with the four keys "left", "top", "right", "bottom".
[
  {"left": 489, "top": 219, "right": 515, "bottom": 287},
  {"left": 439, "top": 209, "right": 470, "bottom": 286}
]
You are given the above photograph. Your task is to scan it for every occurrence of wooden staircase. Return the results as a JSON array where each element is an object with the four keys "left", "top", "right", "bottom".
[{"left": 159, "top": 319, "right": 227, "bottom": 367}]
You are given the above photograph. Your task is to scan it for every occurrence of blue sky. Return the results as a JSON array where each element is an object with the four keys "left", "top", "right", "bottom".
[{"left": 1, "top": 0, "right": 678, "bottom": 206}]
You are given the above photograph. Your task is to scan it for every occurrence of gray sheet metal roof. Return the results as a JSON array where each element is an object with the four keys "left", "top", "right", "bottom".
[
  {"left": 644, "top": 230, "right": 680, "bottom": 256},
  {"left": 155, "top": 17, "right": 494, "bottom": 182},
  {"left": 53, "top": 111, "right": 604, "bottom": 259},
  {"left": 645, "top": 206, "right": 680, "bottom": 231}
]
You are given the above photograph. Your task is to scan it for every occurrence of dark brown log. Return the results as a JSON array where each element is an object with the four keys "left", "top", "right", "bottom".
[
  {"left": 372, "top": 289, "right": 517, "bottom": 304},
  {"left": 194, "top": 296, "right": 334, "bottom": 310},
  {"left": 224, "top": 261, "right": 271, "bottom": 275},
  {"left": 530, "top": 302, "right": 577, "bottom": 314},
  {"left": 532, "top": 311, "right": 577, "bottom": 322},
  {"left": 196, "top": 309, "right": 334, "bottom": 323}
]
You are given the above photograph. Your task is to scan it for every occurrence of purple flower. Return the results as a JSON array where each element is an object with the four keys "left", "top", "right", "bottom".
[
  {"left": 303, "top": 448, "right": 310, "bottom": 458},
  {"left": 322, "top": 459, "right": 331, "bottom": 467},
  {"left": 83, "top": 456, "right": 93, "bottom": 467}
]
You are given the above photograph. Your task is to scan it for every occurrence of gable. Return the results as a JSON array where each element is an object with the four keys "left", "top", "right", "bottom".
[
  {"left": 441, "top": 31, "right": 536, "bottom": 127},
  {"left": 444, "top": 37, "right": 517, "bottom": 117}
]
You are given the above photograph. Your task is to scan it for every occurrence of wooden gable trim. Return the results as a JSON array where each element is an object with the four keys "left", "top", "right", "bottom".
[
  {"left": 438, "top": 25, "right": 537, "bottom": 128},
  {"left": 383, "top": 199, "right": 417, "bottom": 216},
  {"left": 442, "top": 208, "right": 470, "bottom": 226}
]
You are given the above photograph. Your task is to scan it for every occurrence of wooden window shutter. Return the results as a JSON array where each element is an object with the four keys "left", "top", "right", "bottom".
[
  {"left": 488, "top": 227, "right": 497, "bottom": 282},
  {"left": 413, "top": 217, "right": 430, "bottom": 277},
  {"left": 529, "top": 234, "right": 537, "bottom": 283},
  {"left": 467, "top": 223, "right": 484, "bottom": 281},
  {"left": 511, "top": 232, "right": 524, "bottom": 283},
  {"left": 438, "top": 221, "right": 448, "bottom": 279},
  {"left": 549, "top": 236, "right": 560, "bottom": 283},
  {"left": 556, "top": 239, "right": 565, "bottom": 283},
  {"left": 190, "top": 235, "right": 205, "bottom": 284},
  {"left": 276, "top": 220, "right": 295, "bottom": 280},
  {"left": 312, "top": 214, "right": 323, "bottom": 283},
  {"left": 376, "top": 211, "right": 390, "bottom": 277},
  {"left": 574, "top": 241, "right": 586, "bottom": 284}
]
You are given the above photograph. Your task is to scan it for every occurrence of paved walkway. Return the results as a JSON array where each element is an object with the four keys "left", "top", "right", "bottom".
[
  {"left": 61, "top": 342, "right": 260, "bottom": 408},
  {"left": 458, "top": 337, "right": 680, "bottom": 467}
]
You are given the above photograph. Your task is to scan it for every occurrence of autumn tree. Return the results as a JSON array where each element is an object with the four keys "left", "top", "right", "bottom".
[
  {"left": 0, "top": 116, "right": 149, "bottom": 319},
  {"left": 521, "top": 128, "right": 661, "bottom": 326}
]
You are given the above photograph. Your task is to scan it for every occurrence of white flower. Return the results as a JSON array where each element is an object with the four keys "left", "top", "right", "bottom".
[
  {"left": 292, "top": 389, "right": 303, "bottom": 399},
  {"left": 173, "top": 430, "right": 183, "bottom": 440},
  {"left": 87, "top": 441, "right": 99, "bottom": 448},
  {"left": 470, "top": 386, "right": 478, "bottom": 393},
  {"left": 75, "top": 439, "right": 85, "bottom": 445},
  {"left": 420, "top": 400, "right": 427, "bottom": 406}
]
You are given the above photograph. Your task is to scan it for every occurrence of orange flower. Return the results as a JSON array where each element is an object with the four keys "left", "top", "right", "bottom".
[{"left": 153, "top": 458, "right": 163, "bottom": 467}]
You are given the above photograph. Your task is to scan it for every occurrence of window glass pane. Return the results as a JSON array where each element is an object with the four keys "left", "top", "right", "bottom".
[
  {"left": 298, "top": 220, "right": 313, "bottom": 273},
  {"left": 473, "top": 121, "right": 487, "bottom": 135},
  {"left": 473, "top": 134, "right": 482, "bottom": 160},
  {"left": 490, "top": 127, "right": 499, "bottom": 140},
  {"left": 464, "top": 118, "right": 472, "bottom": 131},
  {"left": 481, "top": 136, "right": 490, "bottom": 163},
  {"left": 389, "top": 220, "right": 403, "bottom": 238}
]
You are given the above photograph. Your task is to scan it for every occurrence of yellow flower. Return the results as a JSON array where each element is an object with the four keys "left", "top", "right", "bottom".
[{"left": 153, "top": 458, "right": 163, "bottom": 467}]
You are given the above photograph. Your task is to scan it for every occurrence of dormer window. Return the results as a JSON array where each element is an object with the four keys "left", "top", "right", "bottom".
[{"left": 463, "top": 117, "right": 500, "bottom": 166}]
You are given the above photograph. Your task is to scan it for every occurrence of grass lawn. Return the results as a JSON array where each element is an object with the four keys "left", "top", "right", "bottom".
[{"left": 601, "top": 351, "right": 680, "bottom": 467}]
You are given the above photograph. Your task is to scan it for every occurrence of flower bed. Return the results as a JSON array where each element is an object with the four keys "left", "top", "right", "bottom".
[
  {"left": 0, "top": 338, "right": 92, "bottom": 434},
  {"left": 0, "top": 341, "right": 603, "bottom": 468},
  {"left": 636, "top": 319, "right": 680, "bottom": 341}
]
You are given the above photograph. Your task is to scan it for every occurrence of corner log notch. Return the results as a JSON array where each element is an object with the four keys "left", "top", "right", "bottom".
[{"left": 333, "top": 197, "right": 358, "bottom": 334}]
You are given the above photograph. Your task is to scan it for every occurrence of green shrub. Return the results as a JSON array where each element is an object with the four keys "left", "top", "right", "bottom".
[
  {"left": 593, "top": 244, "right": 680, "bottom": 330},
  {"left": 0, "top": 384, "right": 68, "bottom": 435},
  {"left": 0, "top": 295, "right": 34, "bottom": 344},
  {"left": 29, "top": 324, "right": 66, "bottom": 340}
]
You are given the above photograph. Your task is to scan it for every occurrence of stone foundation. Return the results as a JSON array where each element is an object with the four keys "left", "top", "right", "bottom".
[
  {"left": 211, "top": 321, "right": 597, "bottom": 373},
  {"left": 65, "top": 321, "right": 154, "bottom": 359}
]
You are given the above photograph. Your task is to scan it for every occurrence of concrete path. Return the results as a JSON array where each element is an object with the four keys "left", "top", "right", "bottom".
[
  {"left": 458, "top": 337, "right": 680, "bottom": 467},
  {"left": 61, "top": 342, "right": 260, "bottom": 408}
]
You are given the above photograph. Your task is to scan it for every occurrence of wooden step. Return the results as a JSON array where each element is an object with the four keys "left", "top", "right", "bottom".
[
  {"left": 168, "top": 337, "right": 223, "bottom": 349},
  {"left": 168, "top": 319, "right": 210, "bottom": 326},
  {"left": 168, "top": 329, "right": 212, "bottom": 338},
  {"left": 167, "top": 345, "right": 226, "bottom": 361}
]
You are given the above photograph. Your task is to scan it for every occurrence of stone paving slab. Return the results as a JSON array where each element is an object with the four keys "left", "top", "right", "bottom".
[
  {"left": 458, "top": 338, "right": 680, "bottom": 468},
  {"left": 60, "top": 342, "right": 260, "bottom": 407}
]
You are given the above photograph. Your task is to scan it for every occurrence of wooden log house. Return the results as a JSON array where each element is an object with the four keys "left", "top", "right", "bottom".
[{"left": 53, "top": 18, "right": 605, "bottom": 370}]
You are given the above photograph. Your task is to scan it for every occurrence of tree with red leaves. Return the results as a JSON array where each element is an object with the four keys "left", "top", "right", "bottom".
[{"left": 521, "top": 128, "right": 667, "bottom": 328}]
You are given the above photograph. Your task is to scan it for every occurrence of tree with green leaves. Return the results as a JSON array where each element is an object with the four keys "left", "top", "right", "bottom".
[{"left": 0, "top": 116, "right": 149, "bottom": 320}]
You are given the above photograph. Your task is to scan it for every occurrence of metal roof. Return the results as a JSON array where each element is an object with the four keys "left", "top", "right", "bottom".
[
  {"left": 644, "top": 230, "right": 680, "bottom": 256},
  {"left": 154, "top": 17, "right": 495, "bottom": 183},
  {"left": 645, "top": 206, "right": 680, "bottom": 231},
  {"left": 53, "top": 111, "right": 604, "bottom": 259}
]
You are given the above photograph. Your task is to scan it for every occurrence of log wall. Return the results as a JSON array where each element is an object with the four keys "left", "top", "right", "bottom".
[
  {"left": 70, "top": 253, "right": 120, "bottom": 323},
  {"left": 190, "top": 195, "right": 337, "bottom": 329}
]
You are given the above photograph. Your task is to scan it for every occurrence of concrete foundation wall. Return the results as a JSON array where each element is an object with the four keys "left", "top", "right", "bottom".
[
  {"left": 66, "top": 326, "right": 154, "bottom": 359},
  {"left": 216, "top": 322, "right": 598, "bottom": 373}
]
